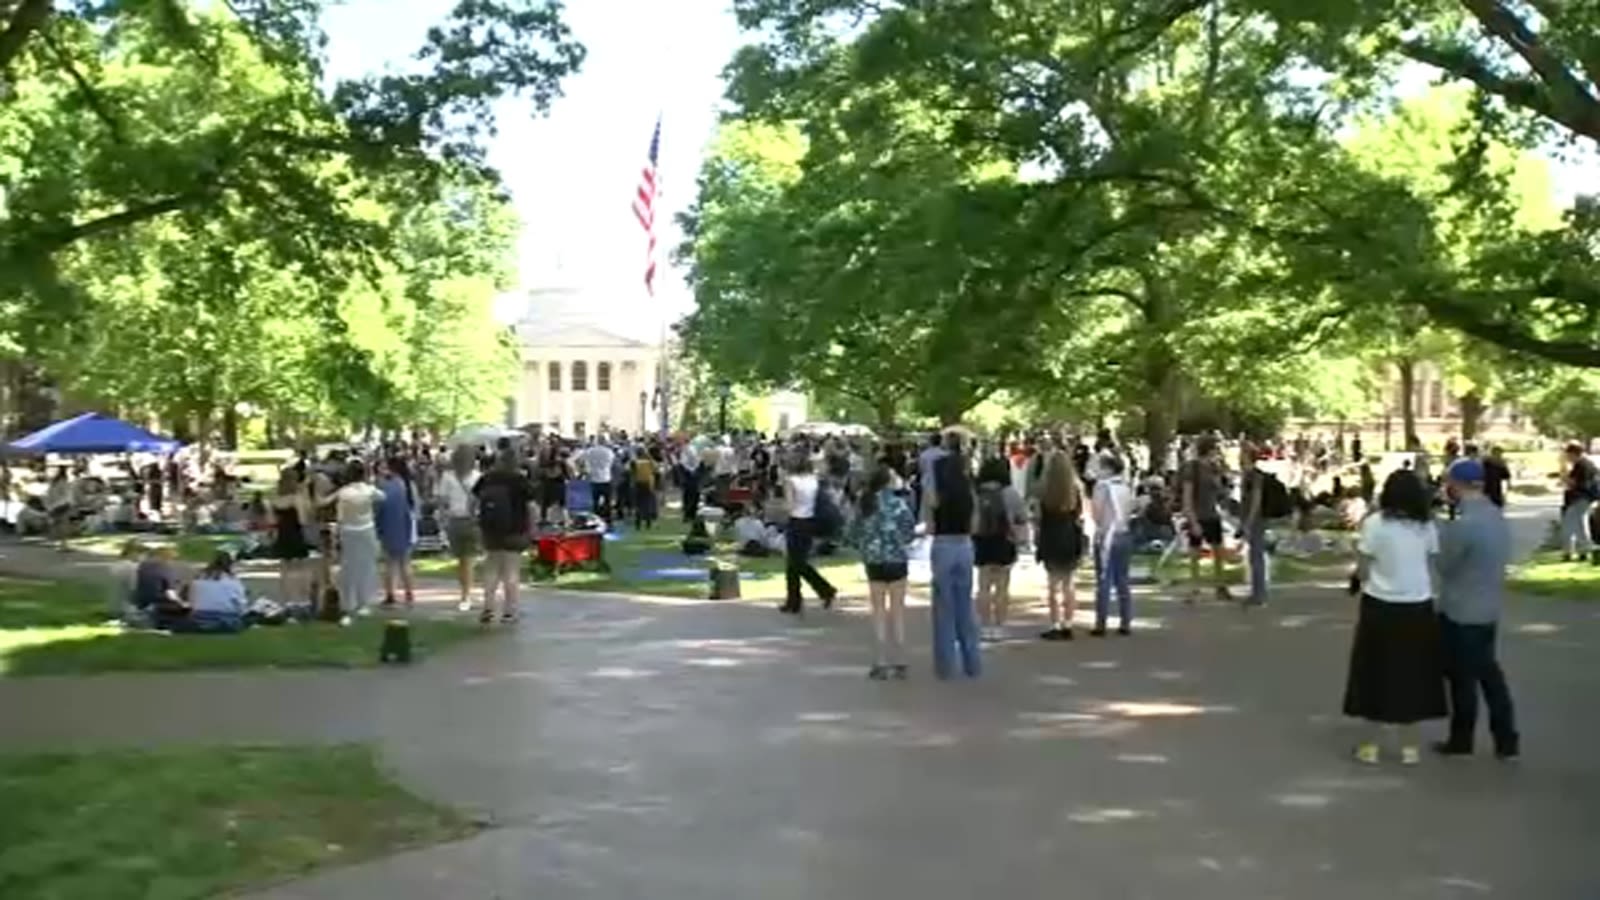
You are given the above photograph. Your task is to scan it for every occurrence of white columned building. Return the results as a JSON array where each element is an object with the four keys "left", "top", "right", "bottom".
[{"left": 507, "top": 287, "right": 663, "bottom": 439}]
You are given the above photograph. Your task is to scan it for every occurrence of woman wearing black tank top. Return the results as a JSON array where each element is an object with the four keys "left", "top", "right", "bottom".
[
  {"left": 924, "top": 431, "right": 981, "bottom": 680},
  {"left": 269, "top": 468, "right": 315, "bottom": 604}
]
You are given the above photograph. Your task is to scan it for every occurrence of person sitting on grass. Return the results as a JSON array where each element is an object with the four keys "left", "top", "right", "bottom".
[
  {"left": 132, "top": 544, "right": 187, "bottom": 629},
  {"left": 178, "top": 551, "right": 249, "bottom": 633},
  {"left": 108, "top": 539, "right": 149, "bottom": 623}
]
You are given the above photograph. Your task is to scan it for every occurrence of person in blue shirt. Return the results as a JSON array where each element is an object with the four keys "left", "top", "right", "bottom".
[{"left": 1434, "top": 458, "right": 1519, "bottom": 760}]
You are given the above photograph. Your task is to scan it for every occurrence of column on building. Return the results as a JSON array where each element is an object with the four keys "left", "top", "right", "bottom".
[{"left": 561, "top": 352, "right": 575, "bottom": 436}]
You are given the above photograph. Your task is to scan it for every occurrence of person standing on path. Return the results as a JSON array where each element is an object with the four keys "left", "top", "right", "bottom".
[
  {"left": 268, "top": 468, "right": 315, "bottom": 606},
  {"left": 473, "top": 449, "right": 537, "bottom": 625},
  {"left": 847, "top": 464, "right": 916, "bottom": 680},
  {"left": 1434, "top": 458, "right": 1520, "bottom": 760},
  {"left": 1179, "top": 435, "right": 1230, "bottom": 603},
  {"left": 1035, "top": 450, "right": 1086, "bottom": 640},
  {"left": 924, "top": 430, "right": 981, "bottom": 680},
  {"left": 435, "top": 445, "right": 481, "bottom": 613},
  {"left": 1090, "top": 453, "right": 1135, "bottom": 636},
  {"left": 376, "top": 456, "right": 419, "bottom": 609},
  {"left": 1237, "top": 442, "right": 1269, "bottom": 608},
  {"left": 1343, "top": 470, "right": 1448, "bottom": 766},
  {"left": 1558, "top": 442, "right": 1597, "bottom": 564},
  {"left": 973, "top": 455, "right": 1027, "bottom": 643}
]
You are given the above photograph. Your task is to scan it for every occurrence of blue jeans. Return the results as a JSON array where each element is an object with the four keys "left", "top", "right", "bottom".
[
  {"left": 1439, "top": 615, "right": 1518, "bottom": 753},
  {"left": 1244, "top": 520, "right": 1268, "bottom": 604},
  {"left": 1094, "top": 532, "right": 1132, "bottom": 630},
  {"left": 929, "top": 535, "right": 980, "bottom": 679}
]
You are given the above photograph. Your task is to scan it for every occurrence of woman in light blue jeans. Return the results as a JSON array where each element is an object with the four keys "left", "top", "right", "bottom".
[
  {"left": 1091, "top": 454, "right": 1134, "bottom": 636},
  {"left": 925, "top": 436, "right": 981, "bottom": 679}
]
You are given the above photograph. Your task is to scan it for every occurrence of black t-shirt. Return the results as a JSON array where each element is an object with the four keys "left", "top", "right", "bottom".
[
  {"left": 473, "top": 469, "right": 537, "bottom": 539},
  {"left": 931, "top": 455, "right": 974, "bottom": 535}
]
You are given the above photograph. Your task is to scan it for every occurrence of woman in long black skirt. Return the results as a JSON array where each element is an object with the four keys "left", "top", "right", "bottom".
[{"left": 1344, "top": 470, "right": 1447, "bottom": 765}]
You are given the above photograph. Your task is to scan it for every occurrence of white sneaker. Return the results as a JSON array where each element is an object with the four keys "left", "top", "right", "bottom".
[
  {"left": 456, "top": 599, "right": 472, "bottom": 613},
  {"left": 356, "top": 607, "right": 373, "bottom": 618},
  {"left": 338, "top": 615, "right": 352, "bottom": 628}
]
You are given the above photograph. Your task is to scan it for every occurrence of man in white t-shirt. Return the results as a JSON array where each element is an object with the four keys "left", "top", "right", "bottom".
[{"left": 581, "top": 439, "right": 616, "bottom": 520}]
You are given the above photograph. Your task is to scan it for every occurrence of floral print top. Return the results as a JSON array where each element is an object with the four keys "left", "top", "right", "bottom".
[{"left": 846, "top": 488, "right": 916, "bottom": 564}]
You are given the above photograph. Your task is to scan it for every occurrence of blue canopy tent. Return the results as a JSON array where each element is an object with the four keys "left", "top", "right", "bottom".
[{"left": 8, "top": 413, "right": 181, "bottom": 455}]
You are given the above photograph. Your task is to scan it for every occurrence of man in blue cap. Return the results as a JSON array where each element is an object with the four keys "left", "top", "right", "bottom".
[{"left": 1435, "top": 457, "right": 1520, "bottom": 760}]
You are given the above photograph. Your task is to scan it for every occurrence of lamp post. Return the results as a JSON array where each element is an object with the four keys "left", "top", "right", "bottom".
[{"left": 717, "top": 380, "right": 732, "bottom": 435}]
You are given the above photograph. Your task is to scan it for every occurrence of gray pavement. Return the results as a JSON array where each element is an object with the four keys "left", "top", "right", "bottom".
[{"left": 2, "top": 497, "right": 1595, "bottom": 899}]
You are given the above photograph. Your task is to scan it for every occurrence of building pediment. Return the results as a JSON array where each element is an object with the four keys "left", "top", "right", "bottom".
[{"left": 517, "top": 322, "right": 654, "bottom": 350}]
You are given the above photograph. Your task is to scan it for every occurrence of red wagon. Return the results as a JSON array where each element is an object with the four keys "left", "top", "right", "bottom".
[{"left": 528, "top": 528, "right": 610, "bottom": 581}]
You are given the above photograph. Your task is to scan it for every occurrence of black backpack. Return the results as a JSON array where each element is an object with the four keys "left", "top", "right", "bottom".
[
  {"left": 978, "top": 485, "right": 1010, "bottom": 538},
  {"left": 476, "top": 475, "right": 521, "bottom": 538},
  {"left": 1258, "top": 472, "right": 1293, "bottom": 519}
]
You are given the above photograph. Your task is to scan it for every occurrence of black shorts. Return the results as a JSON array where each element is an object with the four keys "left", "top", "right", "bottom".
[
  {"left": 864, "top": 561, "right": 908, "bottom": 583},
  {"left": 1187, "top": 517, "right": 1224, "bottom": 549}
]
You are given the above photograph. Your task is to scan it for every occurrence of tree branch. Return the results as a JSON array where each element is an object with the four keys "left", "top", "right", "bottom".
[
  {"left": 1401, "top": 36, "right": 1600, "bottom": 142},
  {"left": 38, "top": 29, "right": 127, "bottom": 144},
  {"left": 1457, "top": 0, "right": 1600, "bottom": 116},
  {"left": 0, "top": 0, "right": 52, "bottom": 75},
  {"left": 1420, "top": 290, "right": 1600, "bottom": 366},
  {"left": 16, "top": 189, "right": 218, "bottom": 254}
]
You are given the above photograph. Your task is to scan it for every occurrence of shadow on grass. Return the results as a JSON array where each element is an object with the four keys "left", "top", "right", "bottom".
[
  {"left": 0, "top": 744, "right": 475, "bottom": 900},
  {"left": 0, "top": 574, "right": 485, "bottom": 677}
]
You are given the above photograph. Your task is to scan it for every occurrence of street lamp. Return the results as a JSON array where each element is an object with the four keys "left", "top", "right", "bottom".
[{"left": 717, "top": 380, "right": 732, "bottom": 435}]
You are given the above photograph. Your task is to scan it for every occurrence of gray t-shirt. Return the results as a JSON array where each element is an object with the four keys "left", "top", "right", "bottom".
[
  {"left": 1181, "top": 458, "right": 1223, "bottom": 520},
  {"left": 1437, "top": 496, "right": 1510, "bottom": 624}
]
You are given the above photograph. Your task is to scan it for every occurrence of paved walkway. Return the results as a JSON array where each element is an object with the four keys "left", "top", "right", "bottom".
[{"left": 2, "top": 498, "right": 1595, "bottom": 898}]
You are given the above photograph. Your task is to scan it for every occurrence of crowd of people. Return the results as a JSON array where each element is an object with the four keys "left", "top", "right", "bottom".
[{"left": 52, "top": 420, "right": 1576, "bottom": 767}]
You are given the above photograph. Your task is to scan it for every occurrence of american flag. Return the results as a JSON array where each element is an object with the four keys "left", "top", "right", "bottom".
[{"left": 632, "top": 116, "right": 662, "bottom": 295}]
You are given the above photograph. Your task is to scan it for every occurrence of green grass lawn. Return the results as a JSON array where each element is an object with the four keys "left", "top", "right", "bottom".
[
  {"left": 0, "top": 576, "right": 483, "bottom": 677},
  {"left": 0, "top": 744, "right": 474, "bottom": 900},
  {"left": 1509, "top": 552, "right": 1600, "bottom": 601},
  {"left": 67, "top": 532, "right": 240, "bottom": 563}
]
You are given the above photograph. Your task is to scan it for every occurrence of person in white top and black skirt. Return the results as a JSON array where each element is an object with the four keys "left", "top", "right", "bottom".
[{"left": 1344, "top": 469, "right": 1448, "bottom": 765}]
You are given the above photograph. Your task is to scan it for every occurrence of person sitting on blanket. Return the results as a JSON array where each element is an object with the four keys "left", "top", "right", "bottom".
[{"left": 132, "top": 544, "right": 188, "bottom": 628}]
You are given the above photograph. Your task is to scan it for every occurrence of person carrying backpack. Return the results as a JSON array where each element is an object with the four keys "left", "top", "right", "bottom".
[
  {"left": 472, "top": 449, "right": 537, "bottom": 625},
  {"left": 973, "top": 455, "right": 1027, "bottom": 642},
  {"left": 1238, "top": 442, "right": 1290, "bottom": 608}
]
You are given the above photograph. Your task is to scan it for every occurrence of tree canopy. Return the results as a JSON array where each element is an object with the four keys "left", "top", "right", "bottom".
[
  {"left": 680, "top": 0, "right": 1598, "bottom": 441},
  {"left": 0, "top": 0, "right": 584, "bottom": 441}
]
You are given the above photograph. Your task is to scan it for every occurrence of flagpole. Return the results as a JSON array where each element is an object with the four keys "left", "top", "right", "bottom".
[{"left": 653, "top": 113, "right": 670, "bottom": 439}]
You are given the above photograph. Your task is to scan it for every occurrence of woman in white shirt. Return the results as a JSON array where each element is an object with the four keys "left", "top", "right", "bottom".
[
  {"left": 320, "top": 461, "right": 385, "bottom": 621},
  {"left": 1343, "top": 470, "right": 1448, "bottom": 766},
  {"left": 1090, "top": 454, "right": 1135, "bottom": 636},
  {"left": 435, "top": 445, "right": 481, "bottom": 612},
  {"left": 779, "top": 454, "right": 837, "bottom": 615}
]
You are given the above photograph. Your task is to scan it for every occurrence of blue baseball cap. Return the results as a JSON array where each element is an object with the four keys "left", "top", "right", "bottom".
[{"left": 1447, "top": 458, "right": 1485, "bottom": 484}]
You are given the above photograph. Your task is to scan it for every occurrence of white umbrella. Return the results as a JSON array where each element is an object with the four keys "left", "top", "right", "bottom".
[{"left": 447, "top": 423, "right": 514, "bottom": 447}]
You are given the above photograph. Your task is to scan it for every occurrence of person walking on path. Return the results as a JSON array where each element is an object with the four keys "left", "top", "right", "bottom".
[
  {"left": 1035, "top": 450, "right": 1086, "bottom": 640},
  {"left": 847, "top": 464, "right": 916, "bottom": 680},
  {"left": 924, "top": 430, "right": 981, "bottom": 680},
  {"left": 1558, "top": 442, "right": 1597, "bottom": 563},
  {"left": 1344, "top": 470, "right": 1448, "bottom": 766},
  {"left": 1090, "top": 453, "right": 1135, "bottom": 636},
  {"left": 1434, "top": 458, "right": 1520, "bottom": 760},
  {"left": 473, "top": 449, "right": 537, "bottom": 625},
  {"left": 376, "top": 456, "right": 420, "bottom": 609},
  {"left": 778, "top": 454, "right": 838, "bottom": 615}
]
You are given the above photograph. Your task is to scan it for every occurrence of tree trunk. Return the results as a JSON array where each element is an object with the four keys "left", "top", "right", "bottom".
[
  {"left": 875, "top": 396, "right": 897, "bottom": 430},
  {"left": 1397, "top": 357, "right": 1417, "bottom": 444},
  {"left": 221, "top": 405, "right": 239, "bottom": 450},
  {"left": 0, "top": 0, "right": 52, "bottom": 74},
  {"left": 1459, "top": 392, "right": 1485, "bottom": 441}
]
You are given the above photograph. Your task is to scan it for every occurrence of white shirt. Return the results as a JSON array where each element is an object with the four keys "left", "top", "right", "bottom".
[
  {"left": 714, "top": 446, "right": 738, "bottom": 477},
  {"left": 582, "top": 445, "right": 615, "bottom": 483},
  {"left": 435, "top": 470, "right": 479, "bottom": 518},
  {"left": 786, "top": 473, "right": 819, "bottom": 519},
  {"left": 334, "top": 483, "right": 383, "bottom": 530},
  {"left": 1092, "top": 475, "right": 1133, "bottom": 540},
  {"left": 732, "top": 515, "right": 767, "bottom": 545},
  {"left": 1358, "top": 514, "right": 1438, "bottom": 603}
]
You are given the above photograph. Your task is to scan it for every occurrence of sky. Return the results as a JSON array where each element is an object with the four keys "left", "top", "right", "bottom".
[
  {"left": 321, "top": 0, "right": 741, "bottom": 335},
  {"left": 318, "top": 2, "right": 1600, "bottom": 335}
]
